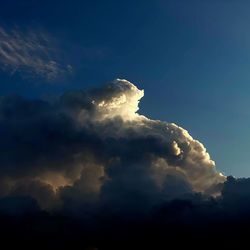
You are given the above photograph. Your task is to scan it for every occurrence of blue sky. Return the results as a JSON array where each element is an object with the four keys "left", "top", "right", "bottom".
[{"left": 1, "top": 0, "right": 250, "bottom": 177}]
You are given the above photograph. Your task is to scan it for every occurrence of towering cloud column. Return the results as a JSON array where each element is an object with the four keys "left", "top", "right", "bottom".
[{"left": 0, "top": 79, "right": 225, "bottom": 212}]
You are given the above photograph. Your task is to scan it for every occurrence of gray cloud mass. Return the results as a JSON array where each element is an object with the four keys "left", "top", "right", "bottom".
[
  {"left": 1, "top": 79, "right": 250, "bottom": 249},
  {"left": 0, "top": 79, "right": 225, "bottom": 213}
]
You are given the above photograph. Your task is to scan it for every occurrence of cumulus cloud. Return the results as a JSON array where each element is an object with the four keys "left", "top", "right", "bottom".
[
  {"left": 2, "top": 79, "right": 250, "bottom": 249},
  {"left": 0, "top": 79, "right": 225, "bottom": 213},
  {"left": 0, "top": 27, "right": 72, "bottom": 81}
]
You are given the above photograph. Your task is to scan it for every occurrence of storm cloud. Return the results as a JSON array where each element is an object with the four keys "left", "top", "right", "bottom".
[
  {"left": 0, "top": 79, "right": 226, "bottom": 212},
  {"left": 2, "top": 79, "right": 250, "bottom": 249}
]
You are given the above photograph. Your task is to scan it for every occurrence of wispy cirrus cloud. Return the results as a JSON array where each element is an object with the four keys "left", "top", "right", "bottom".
[{"left": 0, "top": 27, "right": 72, "bottom": 81}]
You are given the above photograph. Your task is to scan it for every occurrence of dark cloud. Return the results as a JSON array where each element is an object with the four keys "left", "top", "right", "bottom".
[
  {"left": 0, "top": 79, "right": 225, "bottom": 210},
  {"left": 1, "top": 79, "right": 250, "bottom": 249},
  {"left": 0, "top": 196, "right": 40, "bottom": 216}
]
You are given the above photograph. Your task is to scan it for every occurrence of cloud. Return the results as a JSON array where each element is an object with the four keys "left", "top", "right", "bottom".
[
  {"left": 0, "top": 27, "right": 72, "bottom": 81},
  {"left": 2, "top": 79, "right": 250, "bottom": 248},
  {"left": 0, "top": 79, "right": 225, "bottom": 213}
]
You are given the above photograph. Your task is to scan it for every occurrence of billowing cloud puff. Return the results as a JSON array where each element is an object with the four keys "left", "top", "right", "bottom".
[
  {"left": 91, "top": 79, "right": 144, "bottom": 120},
  {"left": 3, "top": 79, "right": 250, "bottom": 249},
  {"left": 0, "top": 79, "right": 225, "bottom": 213}
]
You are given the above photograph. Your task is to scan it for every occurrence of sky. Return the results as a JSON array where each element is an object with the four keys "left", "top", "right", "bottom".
[
  {"left": 1, "top": 0, "right": 250, "bottom": 177},
  {"left": 2, "top": 1, "right": 250, "bottom": 249}
]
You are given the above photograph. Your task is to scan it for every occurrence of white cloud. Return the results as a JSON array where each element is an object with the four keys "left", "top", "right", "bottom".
[{"left": 0, "top": 27, "right": 72, "bottom": 81}]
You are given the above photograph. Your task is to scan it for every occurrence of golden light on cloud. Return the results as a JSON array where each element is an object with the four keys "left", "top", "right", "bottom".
[{"left": 37, "top": 172, "right": 74, "bottom": 192}]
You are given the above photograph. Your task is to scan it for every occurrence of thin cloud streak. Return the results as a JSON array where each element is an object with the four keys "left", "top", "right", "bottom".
[{"left": 0, "top": 27, "right": 72, "bottom": 81}]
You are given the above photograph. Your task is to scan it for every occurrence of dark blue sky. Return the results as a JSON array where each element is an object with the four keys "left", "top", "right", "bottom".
[{"left": 1, "top": 0, "right": 250, "bottom": 177}]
